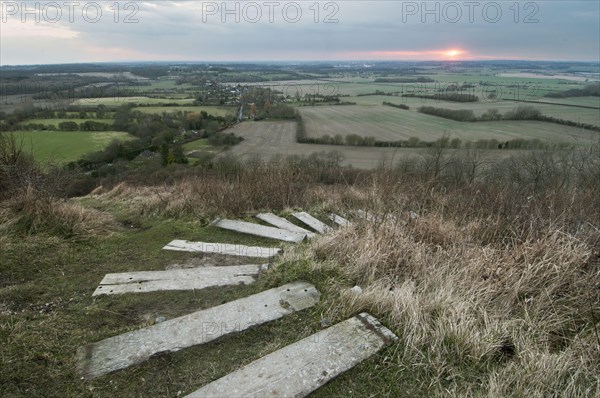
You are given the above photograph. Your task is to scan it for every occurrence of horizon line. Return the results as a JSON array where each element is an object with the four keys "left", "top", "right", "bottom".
[{"left": 2, "top": 59, "right": 600, "bottom": 67}]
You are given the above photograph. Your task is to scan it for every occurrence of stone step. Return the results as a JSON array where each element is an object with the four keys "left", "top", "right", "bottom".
[
  {"left": 163, "top": 240, "right": 281, "bottom": 258},
  {"left": 211, "top": 218, "right": 308, "bottom": 243},
  {"left": 92, "top": 264, "right": 268, "bottom": 296},
  {"left": 77, "top": 282, "right": 320, "bottom": 379},
  {"left": 186, "top": 313, "right": 397, "bottom": 398},
  {"left": 329, "top": 213, "right": 351, "bottom": 227},
  {"left": 256, "top": 213, "right": 316, "bottom": 237},
  {"left": 291, "top": 212, "right": 333, "bottom": 234}
]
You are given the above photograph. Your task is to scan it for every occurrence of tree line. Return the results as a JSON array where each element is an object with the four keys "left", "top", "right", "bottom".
[{"left": 417, "top": 105, "right": 600, "bottom": 131}]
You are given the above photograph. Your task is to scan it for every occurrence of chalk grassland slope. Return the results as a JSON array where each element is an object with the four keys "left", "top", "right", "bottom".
[
  {"left": 299, "top": 105, "right": 598, "bottom": 144},
  {"left": 14, "top": 131, "right": 134, "bottom": 163},
  {"left": 2, "top": 150, "right": 598, "bottom": 397}
]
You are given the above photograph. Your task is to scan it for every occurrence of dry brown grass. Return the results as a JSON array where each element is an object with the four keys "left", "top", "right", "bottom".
[
  {"left": 0, "top": 185, "right": 115, "bottom": 239},
  {"left": 91, "top": 168, "right": 350, "bottom": 221},
  {"left": 292, "top": 204, "right": 599, "bottom": 397}
]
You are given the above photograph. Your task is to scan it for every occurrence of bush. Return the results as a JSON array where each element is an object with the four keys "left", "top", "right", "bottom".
[
  {"left": 208, "top": 132, "right": 243, "bottom": 147},
  {"left": 383, "top": 101, "right": 410, "bottom": 110},
  {"left": 58, "top": 121, "right": 79, "bottom": 131},
  {"left": 1, "top": 185, "right": 111, "bottom": 239},
  {"left": 418, "top": 106, "right": 477, "bottom": 121},
  {"left": 503, "top": 105, "right": 542, "bottom": 120},
  {"left": 0, "top": 132, "right": 38, "bottom": 199}
]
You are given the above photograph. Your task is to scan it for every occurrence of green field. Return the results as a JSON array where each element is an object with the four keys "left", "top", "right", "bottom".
[
  {"left": 134, "top": 106, "right": 235, "bottom": 117},
  {"left": 14, "top": 131, "right": 135, "bottom": 163},
  {"left": 72, "top": 97, "right": 196, "bottom": 106},
  {"left": 338, "top": 72, "right": 591, "bottom": 98},
  {"left": 535, "top": 96, "right": 600, "bottom": 107},
  {"left": 346, "top": 95, "right": 600, "bottom": 126},
  {"left": 271, "top": 76, "right": 598, "bottom": 126},
  {"left": 183, "top": 138, "right": 211, "bottom": 152},
  {"left": 299, "top": 105, "right": 597, "bottom": 144}
]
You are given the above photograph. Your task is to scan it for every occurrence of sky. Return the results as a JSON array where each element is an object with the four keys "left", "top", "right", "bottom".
[{"left": 1, "top": 0, "right": 599, "bottom": 65}]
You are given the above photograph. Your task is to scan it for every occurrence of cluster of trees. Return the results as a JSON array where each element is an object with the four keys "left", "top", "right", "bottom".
[
  {"left": 207, "top": 132, "right": 243, "bottom": 146},
  {"left": 308, "top": 134, "right": 570, "bottom": 150},
  {"left": 382, "top": 101, "right": 410, "bottom": 110},
  {"left": 418, "top": 106, "right": 477, "bottom": 121},
  {"left": 374, "top": 77, "right": 435, "bottom": 83},
  {"left": 403, "top": 93, "right": 479, "bottom": 102},
  {"left": 15, "top": 120, "right": 114, "bottom": 132},
  {"left": 0, "top": 106, "right": 40, "bottom": 131},
  {"left": 419, "top": 105, "right": 600, "bottom": 131},
  {"left": 299, "top": 134, "right": 377, "bottom": 146},
  {"left": 357, "top": 90, "right": 400, "bottom": 97},
  {"left": 545, "top": 83, "right": 600, "bottom": 98},
  {"left": 68, "top": 103, "right": 242, "bottom": 172}
]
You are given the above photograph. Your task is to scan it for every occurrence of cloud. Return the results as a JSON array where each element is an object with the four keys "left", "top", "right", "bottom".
[{"left": 1, "top": 1, "right": 599, "bottom": 64}]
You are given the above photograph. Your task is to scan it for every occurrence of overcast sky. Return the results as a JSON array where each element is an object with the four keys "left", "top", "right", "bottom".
[{"left": 1, "top": 1, "right": 599, "bottom": 65}]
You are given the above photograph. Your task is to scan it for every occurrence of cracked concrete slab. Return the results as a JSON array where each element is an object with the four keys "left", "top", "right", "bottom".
[
  {"left": 186, "top": 313, "right": 397, "bottom": 398},
  {"left": 76, "top": 282, "right": 320, "bottom": 379},
  {"left": 291, "top": 212, "right": 333, "bottom": 234},
  {"left": 211, "top": 218, "right": 308, "bottom": 243},
  {"left": 92, "top": 264, "right": 268, "bottom": 296},
  {"left": 256, "top": 213, "right": 316, "bottom": 237},
  {"left": 329, "top": 213, "right": 351, "bottom": 227},
  {"left": 163, "top": 240, "right": 281, "bottom": 258}
]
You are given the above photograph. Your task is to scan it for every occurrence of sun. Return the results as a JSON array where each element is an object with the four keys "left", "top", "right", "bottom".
[{"left": 444, "top": 49, "right": 463, "bottom": 58}]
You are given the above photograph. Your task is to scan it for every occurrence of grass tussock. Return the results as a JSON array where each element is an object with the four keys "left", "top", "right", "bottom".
[
  {"left": 301, "top": 203, "right": 599, "bottom": 397},
  {"left": 91, "top": 168, "right": 346, "bottom": 220},
  {"left": 0, "top": 185, "right": 114, "bottom": 240}
]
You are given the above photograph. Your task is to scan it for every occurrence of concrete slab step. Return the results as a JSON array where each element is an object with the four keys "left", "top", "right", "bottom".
[
  {"left": 211, "top": 218, "right": 308, "bottom": 243},
  {"left": 77, "top": 282, "right": 320, "bottom": 379},
  {"left": 163, "top": 240, "right": 281, "bottom": 258},
  {"left": 291, "top": 212, "right": 333, "bottom": 234},
  {"left": 256, "top": 213, "right": 316, "bottom": 237},
  {"left": 186, "top": 313, "right": 397, "bottom": 398},
  {"left": 92, "top": 264, "right": 268, "bottom": 296},
  {"left": 329, "top": 213, "right": 351, "bottom": 227}
]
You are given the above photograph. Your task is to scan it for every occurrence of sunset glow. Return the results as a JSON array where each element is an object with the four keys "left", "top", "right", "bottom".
[
  {"left": 0, "top": 1, "right": 598, "bottom": 65},
  {"left": 355, "top": 48, "right": 470, "bottom": 61},
  {"left": 444, "top": 49, "right": 464, "bottom": 58}
]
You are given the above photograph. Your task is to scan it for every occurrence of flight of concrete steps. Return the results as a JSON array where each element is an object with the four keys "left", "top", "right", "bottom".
[{"left": 78, "top": 211, "right": 397, "bottom": 397}]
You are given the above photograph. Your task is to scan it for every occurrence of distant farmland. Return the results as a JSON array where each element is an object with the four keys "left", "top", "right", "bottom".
[
  {"left": 15, "top": 131, "right": 134, "bottom": 163},
  {"left": 228, "top": 120, "right": 409, "bottom": 168},
  {"left": 227, "top": 121, "right": 519, "bottom": 169},
  {"left": 348, "top": 96, "right": 600, "bottom": 126},
  {"left": 299, "top": 105, "right": 597, "bottom": 144},
  {"left": 72, "top": 97, "right": 196, "bottom": 106},
  {"left": 18, "top": 118, "right": 114, "bottom": 129},
  {"left": 134, "top": 106, "right": 235, "bottom": 117}
]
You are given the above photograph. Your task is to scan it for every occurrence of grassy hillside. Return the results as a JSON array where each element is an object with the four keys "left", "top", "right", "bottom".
[{"left": 1, "top": 131, "right": 599, "bottom": 397}]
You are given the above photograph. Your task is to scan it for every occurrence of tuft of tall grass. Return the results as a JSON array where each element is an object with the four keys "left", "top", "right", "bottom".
[
  {"left": 0, "top": 185, "right": 114, "bottom": 239},
  {"left": 303, "top": 203, "right": 599, "bottom": 396}
]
